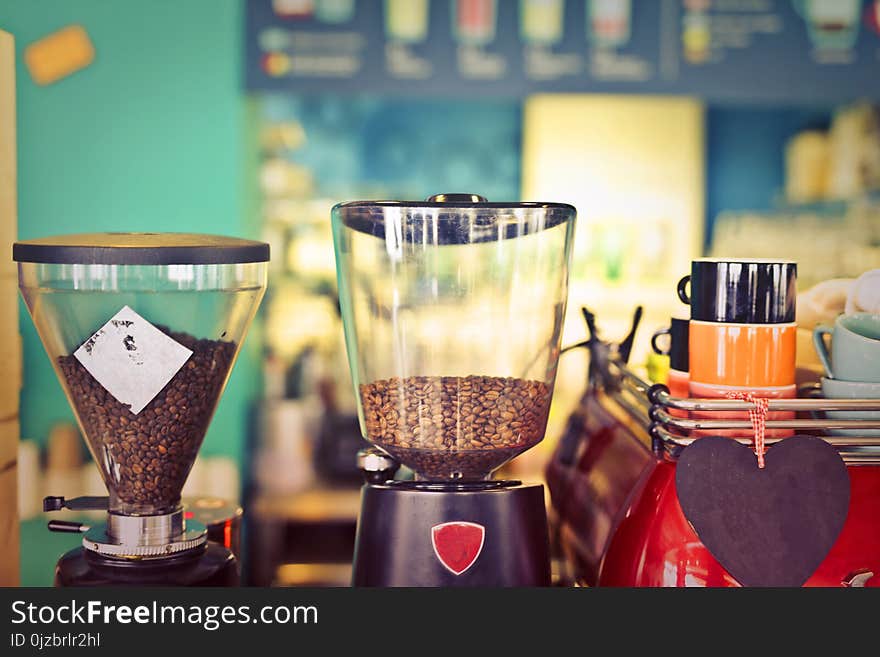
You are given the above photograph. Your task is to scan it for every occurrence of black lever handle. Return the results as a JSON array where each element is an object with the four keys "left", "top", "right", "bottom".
[
  {"left": 618, "top": 305, "right": 643, "bottom": 364},
  {"left": 47, "top": 520, "right": 91, "bottom": 534},
  {"left": 43, "top": 496, "right": 109, "bottom": 512},
  {"left": 560, "top": 307, "right": 599, "bottom": 354},
  {"left": 581, "top": 307, "right": 598, "bottom": 343}
]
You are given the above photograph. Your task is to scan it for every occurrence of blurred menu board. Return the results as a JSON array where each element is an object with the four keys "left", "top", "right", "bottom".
[{"left": 245, "top": 0, "right": 880, "bottom": 102}]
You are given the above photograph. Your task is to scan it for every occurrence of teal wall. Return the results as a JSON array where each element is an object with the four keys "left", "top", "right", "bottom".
[{"left": 0, "top": 0, "right": 260, "bottom": 460}]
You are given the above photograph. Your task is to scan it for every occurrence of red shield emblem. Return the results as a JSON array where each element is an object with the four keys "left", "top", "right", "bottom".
[{"left": 431, "top": 522, "right": 485, "bottom": 575}]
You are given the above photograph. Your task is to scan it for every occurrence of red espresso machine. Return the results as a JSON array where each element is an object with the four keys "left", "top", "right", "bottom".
[{"left": 546, "top": 309, "right": 880, "bottom": 587}]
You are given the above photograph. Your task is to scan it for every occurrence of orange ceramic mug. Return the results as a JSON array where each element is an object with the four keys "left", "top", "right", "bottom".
[{"left": 688, "top": 320, "right": 797, "bottom": 388}]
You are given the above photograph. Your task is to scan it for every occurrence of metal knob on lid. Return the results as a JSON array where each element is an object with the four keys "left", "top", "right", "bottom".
[{"left": 425, "top": 193, "right": 488, "bottom": 203}]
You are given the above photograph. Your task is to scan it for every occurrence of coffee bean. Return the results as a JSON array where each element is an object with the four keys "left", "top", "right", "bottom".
[
  {"left": 360, "top": 375, "right": 551, "bottom": 480},
  {"left": 59, "top": 327, "right": 236, "bottom": 514}
]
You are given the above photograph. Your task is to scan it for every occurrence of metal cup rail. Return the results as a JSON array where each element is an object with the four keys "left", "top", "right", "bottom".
[{"left": 596, "top": 358, "right": 880, "bottom": 464}]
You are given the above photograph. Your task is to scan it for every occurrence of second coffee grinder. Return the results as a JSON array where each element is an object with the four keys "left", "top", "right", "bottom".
[{"left": 332, "top": 195, "right": 576, "bottom": 586}]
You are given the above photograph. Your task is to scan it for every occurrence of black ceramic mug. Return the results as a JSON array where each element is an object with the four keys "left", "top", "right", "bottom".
[
  {"left": 677, "top": 258, "right": 797, "bottom": 324},
  {"left": 651, "top": 317, "right": 690, "bottom": 401},
  {"left": 651, "top": 317, "right": 690, "bottom": 373}
]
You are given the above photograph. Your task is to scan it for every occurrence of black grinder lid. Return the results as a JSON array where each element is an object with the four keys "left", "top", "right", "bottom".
[{"left": 13, "top": 233, "right": 270, "bottom": 265}]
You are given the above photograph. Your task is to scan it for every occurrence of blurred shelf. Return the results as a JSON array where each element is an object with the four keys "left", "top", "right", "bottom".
[
  {"left": 771, "top": 189, "right": 880, "bottom": 215},
  {"left": 246, "top": 485, "right": 360, "bottom": 586},
  {"left": 250, "top": 486, "right": 361, "bottom": 523},
  {"left": 275, "top": 562, "right": 352, "bottom": 587}
]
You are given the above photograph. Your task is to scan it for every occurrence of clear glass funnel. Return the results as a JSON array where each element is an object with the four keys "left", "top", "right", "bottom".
[
  {"left": 332, "top": 195, "right": 576, "bottom": 480},
  {"left": 14, "top": 234, "right": 269, "bottom": 516}
]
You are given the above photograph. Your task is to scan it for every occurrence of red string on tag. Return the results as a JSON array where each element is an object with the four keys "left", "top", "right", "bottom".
[{"left": 726, "top": 392, "right": 770, "bottom": 469}]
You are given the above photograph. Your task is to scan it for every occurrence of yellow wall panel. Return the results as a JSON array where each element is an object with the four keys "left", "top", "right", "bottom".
[
  {"left": 0, "top": 276, "right": 21, "bottom": 420},
  {"left": 0, "top": 32, "right": 15, "bottom": 275},
  {"left": 0, "top": 465, "right": 19, "bottom": 585},
  {"left": 521, "top": 94, "right": 705, "bottom": 446},
  {"left": 0, "top": 29, "right": 20, "bottom": 587}
]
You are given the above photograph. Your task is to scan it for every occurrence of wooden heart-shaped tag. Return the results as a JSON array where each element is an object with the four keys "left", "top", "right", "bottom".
[{"left": 675, "top": 435, "right": 850, "bottom": 587}]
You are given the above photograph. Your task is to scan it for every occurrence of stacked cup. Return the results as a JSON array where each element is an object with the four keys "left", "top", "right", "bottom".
[
  {"left": 678, "top": 258, "right": 798, "bottom": 437},
  {"left": 813, "top": 312, "right": 880, "bottom": 437},
  {"left": 651, "top": 317, "right": 690, "bottom": 398},
  {"left": 651, "top": 318, "right": 690, "bottom": 417}
]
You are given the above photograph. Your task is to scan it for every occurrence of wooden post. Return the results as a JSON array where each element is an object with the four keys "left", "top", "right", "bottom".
[{"left": 0, "top": 29, "right": 21, "bottom": 586}]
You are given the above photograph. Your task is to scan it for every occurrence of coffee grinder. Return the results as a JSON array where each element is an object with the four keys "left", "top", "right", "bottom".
[
  {"left": 332, "top": 195, "right": 576, "bottom": 586},
  {"left": 13, "top": 233, "right": 269, "bottom": 586}
]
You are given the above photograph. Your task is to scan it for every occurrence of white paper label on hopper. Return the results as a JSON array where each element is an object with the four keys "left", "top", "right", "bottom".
[{"left": 73, "top": 306, "right": 193, "bottom": 415}]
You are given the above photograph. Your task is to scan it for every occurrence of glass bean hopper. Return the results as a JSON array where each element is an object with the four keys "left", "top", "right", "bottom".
[
  {"left": 332, "top": 195, "right": 576, "bottom": 479},
  {"left": 14, "top": 233, "right": 268, "bottom": 581}
]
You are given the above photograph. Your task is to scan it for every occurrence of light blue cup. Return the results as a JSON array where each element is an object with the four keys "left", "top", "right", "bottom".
[
  {"left": 813, "top": 313, "right": 880, "bottom": 383},
  {"left": 821, "top": 377, "right": 880, "bottom": 437}
]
